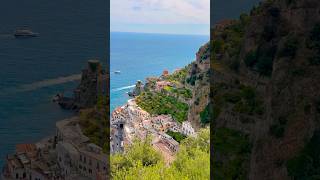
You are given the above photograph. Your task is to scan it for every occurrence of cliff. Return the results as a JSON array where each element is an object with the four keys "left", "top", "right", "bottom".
[
  {"left": 212, "top": 0, "right": 320, "bottom": 179},
  {"left": 133, "top": 42, "right": 210, "bottom": 129},
  {"left": 57, "top": 60, "right": 105, "bottom": 110},
  {"left": 186, "top": 43, "right": 211, "bottom": 130}
]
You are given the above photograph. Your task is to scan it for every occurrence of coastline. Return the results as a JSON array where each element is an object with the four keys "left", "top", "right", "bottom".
[{"left": 2, "top": 60, "right": 108, "bottom": 180}]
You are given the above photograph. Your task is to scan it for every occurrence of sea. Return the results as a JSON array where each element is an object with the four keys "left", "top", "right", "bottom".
[
  {"left": 0, "top": 0, "right": 107, "bottom": 168},
  {"left": 110, "top": 32, "right": 209, "bottom": 111}
]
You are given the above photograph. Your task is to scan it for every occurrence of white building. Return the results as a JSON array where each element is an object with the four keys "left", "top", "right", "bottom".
[{"left": 181, "top": 121, "right": 196, "bottom": 137}]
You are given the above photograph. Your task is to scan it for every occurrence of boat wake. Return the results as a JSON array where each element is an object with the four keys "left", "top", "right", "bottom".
[
  {"left": 111, "top": 85, "right": 135, "bottom": 92},
  {"left": 0, "top": 74, "right": 82, "bottom": 95}
]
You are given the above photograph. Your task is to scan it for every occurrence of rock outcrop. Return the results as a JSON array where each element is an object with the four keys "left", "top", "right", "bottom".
[
  {"left": 57, "top": 60, "right": 105, "bottom": 110},
  {"left": 212, "top": 0, "right": 320, "bottom": 179}
]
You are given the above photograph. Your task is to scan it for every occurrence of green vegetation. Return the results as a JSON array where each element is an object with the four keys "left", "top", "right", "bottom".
[
  {"left": 200, "top": 103, "right": 212, "bottom": 125},
  {"left": 136, "top": 92, "right": 188, "bottom": 123},
  {"left": 79, "top": 95, "right": 108, "bottom": 151},
  {"left": 164, "top": 66, "right": 189, "bottom": 84},
  {"left": 287, "top": 131, "right": 320, "bottom": 179},
  {"left": 308, "top": 23, "right": 320, "bottom": 65},
  {"left": 244, "top": 46, "right": 276, "bottom": 76},
  {"left": 213, "top": 128, "right": 251, "bottom": 179},
  {"left": 223, "top": 85, "right": 264, "bottom": 115},
  {"left": 244, "top": 50, "right": 258, "bottom": 67},
  {"left": 111, "top": 128, "right": 210, "bottom": 180},
  {"left": 199, "top": 43, "right": 210, "bottom": 62},
  {"left": 212, "top": 39, "right": 225, "bottom": 55},
  {"left": 186, "top": 74, "right": 197, "bottom": 86},
  {"left": 164, "top": 86, "right": 192, "bottom": 99},
  {"left": 269, "top": 117, "right": 287, "bottom": 138},
  {"left": 166, "top": 130, "right": 187, "bottom": 143},
  {"left": 279, "top": 35, "right": 299, "bottom": 58}
]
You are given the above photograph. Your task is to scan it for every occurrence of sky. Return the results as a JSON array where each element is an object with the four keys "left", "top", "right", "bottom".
[{"left": 111, "top": 0, "right": 210, "bottom": 35}]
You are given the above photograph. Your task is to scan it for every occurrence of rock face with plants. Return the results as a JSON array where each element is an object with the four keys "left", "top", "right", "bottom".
[
  {"left": 187, "top": 42, "right": 211, "bottom": 130},
  {"left": 212, "top": 0, "right": 320, "bottom": 179},
  {"left": 135, "top": 42, "right": 210, "bottom": 128}
]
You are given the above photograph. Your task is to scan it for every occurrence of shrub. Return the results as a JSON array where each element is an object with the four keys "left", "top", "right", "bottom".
[
  {"left": 186, "top": 75, "right": 197, "bottom": 86},
  {"left": 279, "top": 35, "right": 299, "bottom": 58},
  {"left": 244, "top": 50, "right": 258, "bottom": 67},
  {"left": 269, "top": 117, "right": 287, "bottom": 138},
  {"left": 213, "top": 128, "right": 251, "bottom": 179},
  {"left": 200, "top": 104, "right": 212, "bottom": 125},
  {"left": 136, "top": 92, "right": 189, "bottom": 123},
  {"left": 256, "top": 56, "right": 273, "bottom": 76},
  {"left": 166, "top": 131, "right": 187, "bottom": 143},
  {"left": 287, "top": 131, "right": 320, "bottom": 179}
]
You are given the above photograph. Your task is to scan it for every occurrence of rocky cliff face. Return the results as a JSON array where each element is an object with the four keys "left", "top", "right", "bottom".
[
  {"left": 57, "top": 60, "right": 105, "bottom": 110},
  {"left": 212, "top": 0, "right": 320, "bottom": 179},
  {"left": 186, "top": 43, "right": 211, "bottom": 130},
  {"left": 73, "top": 60, "right": 104, "bottom": 109}
]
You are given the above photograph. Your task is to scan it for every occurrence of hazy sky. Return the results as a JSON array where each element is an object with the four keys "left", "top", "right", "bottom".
[{"left": 111, "top": 0, "right": 210, "bottom": 35}]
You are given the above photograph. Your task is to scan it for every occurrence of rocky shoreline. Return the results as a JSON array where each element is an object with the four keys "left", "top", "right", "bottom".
[{"left": 2, "top": 60, "right": 108, "bottom": 180}]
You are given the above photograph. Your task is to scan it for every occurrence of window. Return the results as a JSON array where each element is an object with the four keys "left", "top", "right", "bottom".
[
  {"left": 80, "top": 155, "right": 82, "bottom": 162},
  {"left": 89, "top": 169, "right": 92, "bottom": 174},
  {"left": 97, "top": 162, "right": 100, "bottom": 170},
  {"left": 16, "top": 173, "right": 18, "bottom": 179},
  {"left": 84, "top": 156, "right": 86, "bottom": 163}
]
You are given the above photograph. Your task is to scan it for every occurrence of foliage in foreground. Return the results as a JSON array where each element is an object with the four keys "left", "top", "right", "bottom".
[{"left": 111, "top": 128, "right": 210, "bottom": 180}]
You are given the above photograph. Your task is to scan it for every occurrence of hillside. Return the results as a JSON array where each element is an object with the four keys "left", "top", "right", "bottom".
[{"left": 212, "top": 0, "right": 320, "bottom": 179}]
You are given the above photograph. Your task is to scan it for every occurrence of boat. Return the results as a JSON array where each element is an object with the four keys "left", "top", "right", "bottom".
[
  {"left": 14, "top": 28, "right": 39, "bottom": 38},
  {"left": 114, "top": 70, "right": 121, "bottom": 74}
]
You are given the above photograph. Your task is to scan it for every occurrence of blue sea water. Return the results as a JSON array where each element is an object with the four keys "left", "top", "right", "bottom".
[
  {"left": 0, "top": 0, "right": 107, "bottom": 168},
  {"left": 110, "top": 32, "right": 209, "bottom": 111}
]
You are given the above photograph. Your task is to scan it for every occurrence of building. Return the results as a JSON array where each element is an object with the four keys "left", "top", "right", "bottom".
[
  {"left": 155, "top": 81, "right": 172, "bottom": 92},
  {"left": 2, "top": 143, "right": 56, "bottom": 180},
  {"left": 56, "top": 142, "right": 79, "bottom": 178},
  {"left": 181, "top": 121, "right": 196, "bottom": 137},
  {"left": 78, "top": 144, "right": 108, "bottom": 180},
  {"left": 162, "top": 70, "right": 169, "bottom": 77},
  {"left": 56, "top": 118, "right": 108, "bottom": 180},
  {"left": 158, "top": 133, "right": 179, "bottom": 153}
]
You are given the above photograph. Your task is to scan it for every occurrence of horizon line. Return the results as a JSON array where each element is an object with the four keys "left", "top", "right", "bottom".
[{"left": 110, "top": 31, "right": 209, "bottom": 36}]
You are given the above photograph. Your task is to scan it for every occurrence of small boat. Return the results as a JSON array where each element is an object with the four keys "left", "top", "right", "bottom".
[
  {"left": 14, "top": 28, "right": 39, "bottom": 38},
  {"left": 114, "top": 70, "right": 121, "bottom": 74}
]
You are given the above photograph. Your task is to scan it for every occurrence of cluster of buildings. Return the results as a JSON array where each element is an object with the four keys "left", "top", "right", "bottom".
[
  {"left": 2, "top": 117, "right": 107, "bottom": 180},
  {"left": 110, "top": 98, "right": 196, "bottom": 163}
]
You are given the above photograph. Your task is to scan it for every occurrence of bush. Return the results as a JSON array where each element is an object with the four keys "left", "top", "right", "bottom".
[
  {"left": 212, "top": 40, "right": 225, "bottom": 54},
  {"left": 166, "top": 131, "right": 187, "bottom": 143},
  {"left": 111, "top": 128, "right": 210, "bottom": 180},
  {"left": 256, "top": 56, "right": 273, "bottom": 76},
  {"left": 269, "top": 117, "right": 287, "bottom": 138},
  {"left": 136, "top": 92, "right": 189, "bottom": 123},
  {"left": 244, "top": 50, "right": 258, "bottom": 67},
  {"left": 279, "top": 35, "right": 299, "bottom": 58},
  {"left": 186, "top": 75, "right": 197, "bottom": 86},
  {"left": 200, "top": 104, "right": 212, "bottom": 125},
  {"left": 287, "top": 131, "right": 320, "bottom": 179},
  {"left": 213, "top": 128, "right": 251, "bottom": 179}
]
